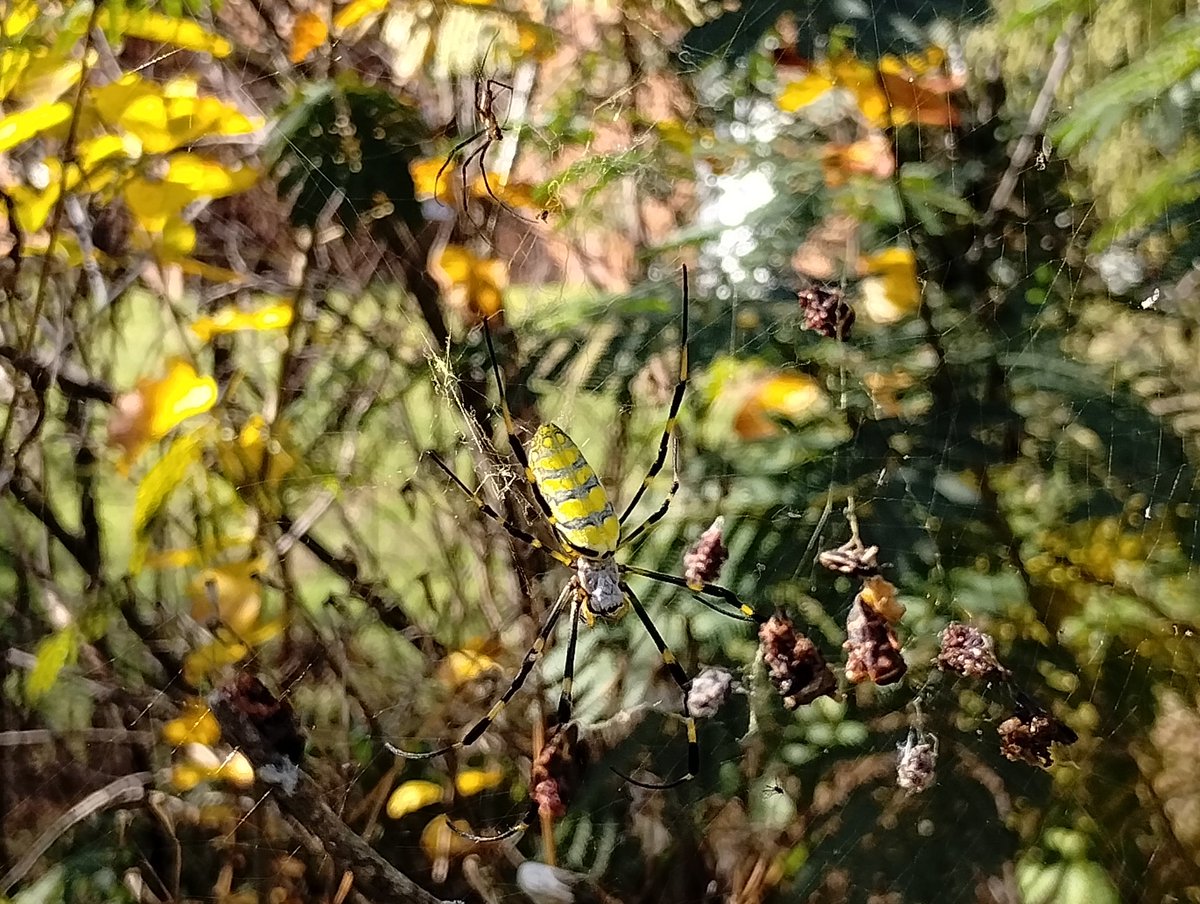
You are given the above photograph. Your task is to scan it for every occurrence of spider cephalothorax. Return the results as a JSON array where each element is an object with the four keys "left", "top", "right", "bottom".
[
  {"left": 389, "top": 267, "right": 763, "bottom": 841},
  {"left": 576, "top": 556, "right": 625, "bottom": 622}
]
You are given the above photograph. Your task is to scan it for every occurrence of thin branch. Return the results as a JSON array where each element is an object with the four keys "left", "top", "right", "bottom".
[
  {"left": 0, "top": 344, "right": 114, "bottom": 403},
  {"left": 209, "top": 684, "right": 448, "bottom": 904},
  {"left": 0, "top": 772, "right": 153, "bottom": 895}
]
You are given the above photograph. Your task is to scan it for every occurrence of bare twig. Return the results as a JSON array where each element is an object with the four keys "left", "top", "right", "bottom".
[{"left": 0, "top": 772, "right": 153, "bottom": 894}]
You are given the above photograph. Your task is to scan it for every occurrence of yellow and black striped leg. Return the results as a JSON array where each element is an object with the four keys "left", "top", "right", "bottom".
[
  {"left": 610, "top": 582, "right": 698, "bottom": 791},
  {"left": 618, "top": 442, "right": 679, "bottom": 548},
  {"left": 618, "top": 265, "right": 689, "bottom": 528},
  {"left": 622, "top": 564, "right": 762, "bottom": 623},
  {"left": 556, "top": 590, "right": 584, "bottom": 723},
  {"left": 480, "top": 318, "right": 562, "bottom": 524},
  {"left": 387, "top": 582, "right": 573, "bottom": 760},
  {"left": 447, "top": 799, "right": 539, "bottom": 844},
  {"left": 426, "top": 452, "right": 575, "bottom": 567}
]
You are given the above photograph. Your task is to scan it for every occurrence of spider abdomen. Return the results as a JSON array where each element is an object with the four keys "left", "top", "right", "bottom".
[{"left": 529, "top": 423, "right": 619, "bottom": 554}]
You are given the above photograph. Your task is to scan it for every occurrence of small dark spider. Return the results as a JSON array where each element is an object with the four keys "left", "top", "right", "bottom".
[{"left": 435, "top": 76, "right": 538, "bottom": 223}]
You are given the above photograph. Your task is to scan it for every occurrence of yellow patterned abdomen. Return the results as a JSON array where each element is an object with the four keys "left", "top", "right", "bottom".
[{"left": 528, "top": 423, "right": 619, "bottom": 554}]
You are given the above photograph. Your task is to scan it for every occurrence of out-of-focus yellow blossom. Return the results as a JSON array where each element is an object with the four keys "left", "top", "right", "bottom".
[
  {"left": 124, "top": 153, "right": 259, "bottom": 233},
  {"left": 163, "top": 699, "right": 221, "bottom": 746},
  {"left": 215, "top": 414, "right": 296, "bottom": 491},
  {"left": 821, "top": 134, "right": 895, "bottom": 187},
  {"left": 859, "top": 247, "right": 922, "bottom": 324},
  {"left": 97, "top": 7, "right": 232, "bottom": 57},
  {"left": 191, "top": 301, "right": 292, "bottom": 343},
  {"left": 108, "top": 359, "right": 218, "bottom": 471},
  {"left": 410, "top": 157, "right": 457, "bottom": 207},
  {"left": 289, "top": 12, "right": 329, "bottom": 63},
  {"left": 455, "top": 767, "right": 506, "bottom": 797},
  {"left": 433, "top": 245, "right": 507, "bottom": 326},
  {"left": 0, "top": 100, "right": 71, "bottom": 153},
  {"left": 469, "top": 173, "right": 539, "bottom": 211},
  {"left": 420, "top": 815, "right": 477, "bottom": 859},
  {"left": 189, "top": 560, "right": 263, "bottom": 636},
  {"left": 733, "top": 372, "right": 830, "bottom": 440},
  {"left": 332, "top": 0, "right": 387, "bottom": 33},
  {"left": 90, "top": 74, "right": 261, "bottom": 155},
  {"left": 438, "top": 644, "right": 500, "bottom": 688},
  {"left": 386, "top": 780, "right": 444, "bottom": 818},
  {"left": 171, "top": 744, "right": 255, "bottom": 791},
  {"left": 778, "top": 49, "right": 959, "bottom": 129},
  {"left": 183, "top": 637, "right": 250, "bottom": 688},
  {"left": 859, "top": 576, "right": 905, "bottom": 622}
]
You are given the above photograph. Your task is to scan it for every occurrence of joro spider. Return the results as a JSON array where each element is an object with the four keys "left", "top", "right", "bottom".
[{"left": 389, "top": 266, "right": 762, "bottom": 840}]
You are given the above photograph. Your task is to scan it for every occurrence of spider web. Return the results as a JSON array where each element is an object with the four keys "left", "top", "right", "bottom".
[{"left": 7, "top": 0, "right": 1200, "bottom": 902}]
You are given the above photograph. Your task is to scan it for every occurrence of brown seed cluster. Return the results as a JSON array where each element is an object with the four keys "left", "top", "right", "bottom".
[
  {"left": 531, "top": 722, "right": 588, "bottom": 821},
  {"left": 684, "top": 517, "right": 728, "bottom": 590},
  {"left": 896, "top": 733, "right": 938, "bottom": 793},
  {"left": 998, "top": 708, "right": 1078, "bottom": 768},
  {"left": 818, "top": 540, "right": 880, "bottom": 576},
  {"left": 759, "top": 612, "right": 837, "bottom": 709},
  {"left": 843, "top": 577, "right": 907, "bottom": 686},
  {"left": 799, "top": 284, "right": 855, "bottom": 339},
  {"left": 936, "top": 622, "right": 1011, "bottom": 682},
  {"left": 686, "top": 666, "right": 734, "bottom": 719}
]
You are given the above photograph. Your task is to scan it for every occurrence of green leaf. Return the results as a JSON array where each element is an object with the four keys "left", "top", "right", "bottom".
[
  {"left": 26, "top": 628, "right": 79, "bottom": 703},
  {"left": 1053, "top": 18, "right": 1200, "bottom": 156}
]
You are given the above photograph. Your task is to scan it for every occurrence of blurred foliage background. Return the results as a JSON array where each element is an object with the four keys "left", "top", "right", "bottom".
[{"left": 3, "top": 0, "right": 1200, "bottom": 901}]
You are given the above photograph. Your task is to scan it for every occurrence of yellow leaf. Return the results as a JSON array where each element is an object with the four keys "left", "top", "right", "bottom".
[
  {"left": 455, "top": 767, "right": 505, "bottom": 797},
  {"left": 433, "top": 245, "right": 507, "bottom": 326},
  {"left": 289, "top": 12, "right": 328, "bottom": 63},
  {"left": 125, "top": 156, "right": 258, "bottom": 233},
  {"left": 189, "top": 560, "right": 264, "bottom": 636},
  {"left": 78, "top": 134, "right": 135, "bottom": 174},
  {"left": 0, "top": 101, "right": 71, "bottom": 153},
  {"left": 5, "top": 53, "right": 82, "bottom": 106},
  {"left": 777, "top": 72, "right": 836, "bottom": 114},
  {"left": 2, "top": 0, "right": 38, "bottom": 37},
  {"left": 171, "top": 762, "right": 207, "bottom": 791},
  {"left": 183, "top": 637, "right": 250, "bottom": 687},
  {"left": 130, "top": 428, "right": 206, "bottom": 569},
  {"left": 99, "top": 8, "right": 233, "bottom": 58},
  {"left": 410, "top": 157, "right": 456, "bottom": 206},
  {"left": 420, "top": 815, "right": 477, "bottom": 859},
  {"left": 91, "top": 74, "right": 260, "bottom": 155},
  {"left": 332, "top": 0, "right": 387, "bottom": 32},
  {"left": 163, "top": 699, "right": 222, "bottom": 746},
  {"left": 437, "top": 648, "right": 499, "bottom": 688},
  {"left": 148, "top": 360, "right": 219, "bottom": 438},
  {"left": 111, "top": 361, "right": 215, "bottom": 473},
  {"left": 859, "top": 247, "right": 921, "bottom": 323},
  {"left": 217, "top": 751, "right": 255, "bottom": 787},
  {"left": 191, "top": 301, "right": 292, "bottom": 342},
  {"left": 468, "top": 173, "right": 538, "bottom": 210},
  {"left": 387, "top": 780, "right": 444, "bottom": 819},
  {"left": 26, "top": 628, "right": 78, "bottom": 702},
  {"left": 240, "top": 617, "right": 285, "bottom": 647},
  {"left": 168, "top": 153, "right": 260, "bottom": 196},
  {"left": 733, "top": 372, "right": 828, "bottom": 440}
]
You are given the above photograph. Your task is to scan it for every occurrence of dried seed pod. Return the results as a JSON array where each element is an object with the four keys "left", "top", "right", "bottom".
[
  {"left": 531, "top": 722, "right": 588, "bottom": 821},
  {"left": 896, "top": 731, "right": 938, "bottom": 793},
  {"left": 998, "top": 707, "right": 1077, "bottom": 768},
  {"left": 818, "top": 540, "right": 880, "bottom": 576},
  {"left": 936, "top": 622, "right": 1011, "bottom": 682},
  {"left": 759, "top": 612, "right": 837, "bottom": 709},
  {"left": 684, "top": 517, "right": 728, "bottom": 590},
  {"left": 798, "top": 284, "right": 855, "bottom": 339},
  {"left": 686, "top": 667, "right": 734, "bottom": 719},
  {"left": 843, "top": 584, "right": 907, "bottom": 686}
]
